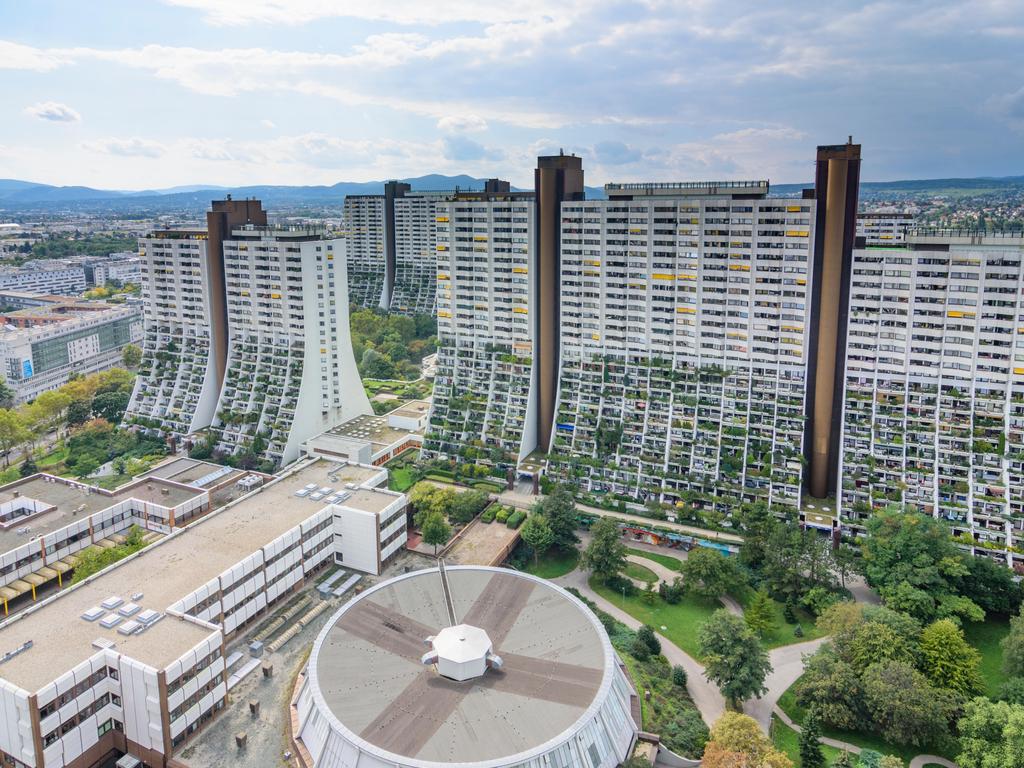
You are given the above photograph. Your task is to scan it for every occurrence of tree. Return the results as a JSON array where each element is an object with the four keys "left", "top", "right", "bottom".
[
  {"left": 919, "top": 618, "right": 983, "bottom": 698},
  {"left": 33, "top": 389, "right": 72, "bottom": 430},
  {"left": 536, "top": 482, "right": 579, "bottom": 550},
  {"left": 1002, "top": 607, "right": 1024, "bottom": 678},
  {"left": 952, "top": 554, "right": 1023, "bottom": 615},
  {"left": 0, "top": 376, "right": 14, "bottom": 409},
  {"left": 409, "top": 483, "right": 456, "bottom": 528},
  {"left": 702, "top": 712, "right": 792, "bottom": 768},
  {"left": 92, "top": 391, "right": 130, "bottom": 423},
  {"left": 745, "top": 588, "right": 779, "bottom": 638},
  {"left": 680, "top": 548, "right": 744, "bottom": 599},
  {"left": 999, "top": 677, "right": 1024, "bottom": 705},
  {"left": 0, "top": 409, "right": 28, "bottom": 466},
  {"left": 847, "top": 621, "right": 917, "bottom": 675},
  {"left": 420, "top": 511, "right": 451, "bottom": 555},
  {"left": 581, "top": 518, "right": 627, "bottom": 582},
  {"left": 698, "top": 610, "right": 772, "bottom": 706},
  {"left": 877, "top": 758, "right": 903, "bottom": 768},
  {"left": 861, "top": 660, "right": 957, "bottom": 747},
  {"left": 957, "top": 697, "right": 1024, "bottom": 768},
  {"left": 862, "top": 507, "right": 982, "bottom": 624},
  {"left": 637, "top": 625, "right": 661, "bottom": 656},
  {"left": 798, "top": 707, "right": 826, "bottom": 768},
  {"left": 830, "top": 752, "right": 854, "bottom": 768},
  {"left": 66, "top": 399, "right": 91, "bottom": 426},
  {"left": 833, "top": 544, "right": 862, "bottom": 590},
  {"left": 448, "top": 490, "right": 488, "bottom": 524},
  {"left": 520, "top": 513, "right": 554, "bottom": 565},
  {"left": 796, "top": 650, "right": 866, "bottom": 731},
  {"left": 121, "top": 343, "right": 142, "bottom": 369},
  {"left": 19, "top": 456, "right": 37, "bottom": 477}
]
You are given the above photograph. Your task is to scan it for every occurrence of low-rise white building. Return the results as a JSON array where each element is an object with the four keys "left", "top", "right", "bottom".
[
  {"left": 0, "top": 456, "right": 407, "bottom": 768},
  {"left": 0, "top": 263, "right": 86, "bottom": 296}
]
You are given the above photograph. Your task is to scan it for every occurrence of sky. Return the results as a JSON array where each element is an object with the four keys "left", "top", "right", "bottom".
[{"left": 0, "top": 0, "right": 1022, "bottom": 190}]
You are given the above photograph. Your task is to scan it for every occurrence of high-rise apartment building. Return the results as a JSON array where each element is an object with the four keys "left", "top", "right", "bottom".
[
  {"left": 840, "top": 230, "right": 1024, "bottom": 566},
  {"left": 857, "top": 211, "right": 916, "bottom": 245},
  {"left": 343, "top": 179, "right": 517, "bottom": 317},
  {"left": 422, "top": 190, "right": 538, "bottom": 463},
  {"left": 126, "top": 200, "right": 370, "bottom": 467},
  {"left": 424, "top": 144, "right": 862, "bottom": 525},
  {"left": 549, "top": 181, "right": 815, "bottom": 512},
  {"left": 342, "top": 193, "right": 389, "bottom": 309},
  {"left": 211, "top": 225, "right": 369, "bottom": 465}
]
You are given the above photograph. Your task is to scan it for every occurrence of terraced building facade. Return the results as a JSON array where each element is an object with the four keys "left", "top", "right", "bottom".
[
  {"left": 840, "top": 231, "right": 1024, "bottom": 566},
  {"left": 548, "top": 183, "right": 816, "bottom": 515},
  {"left": 421, "top": 193, "right": 538, "bottom": 465}
]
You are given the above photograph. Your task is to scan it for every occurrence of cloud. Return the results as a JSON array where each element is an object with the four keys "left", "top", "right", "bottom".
[
  {"left": 260, "top": 119, "right": 276, "bottom": 129},
  {"left": 989, "top": 85, "right": 1024, "bottom": 120},
  {"left": 24, "top": 101, "right": 81, "bottom": 123},
  {"left": 592, "top": 140, "right": 641, "bottom": 165},
  {"left": 437, "top": 115, "right": 488, "bottom": 134},
  {"left": 0, "top": 40, "right": 66, "bottom": 70},
  {"left": 161, "top": 0, "right": 593, "bottom": 27},
  {"left": 83, "top": 137, "right": 166, "bottom": 158},
  {"left": 441, "top": 136, "right": 504, "bottom": 163}
]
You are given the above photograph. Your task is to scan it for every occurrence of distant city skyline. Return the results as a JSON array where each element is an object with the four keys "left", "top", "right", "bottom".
[{"left": 1, "top": 0, "right": 1022, "bottom": 189}]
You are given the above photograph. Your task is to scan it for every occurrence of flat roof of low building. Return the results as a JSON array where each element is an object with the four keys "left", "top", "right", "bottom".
[
  {"left": 310, "top": 567, "right": 610, "bottom": 765},
  {"left": 326, "top": 414, "right": 415, "bottom": 450},
  {"left": 140, "top": 457, "right": 248, "bottom": 488},
  {"left": 0, "top": 459, "right": 383, "bottom": 693},
  {"left": 0, "top": 475, "right": 203, "bottom": 554},
  {"left": 389, "top": 399, "right": 431, "bottom": 421}
]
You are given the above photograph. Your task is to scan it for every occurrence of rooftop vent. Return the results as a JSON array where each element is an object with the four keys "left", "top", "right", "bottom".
[
  {"left": 99, "top": 614, "right": 122, "bottom": 629},
  {"left": 81, "top": 607, "right": 105, "bottom": 622},
  {"left": 101, "top": 596, "right": 124, "bottom": 610},
  {"left": 92, "top": 638, "right": 115, "bottom": 651}
]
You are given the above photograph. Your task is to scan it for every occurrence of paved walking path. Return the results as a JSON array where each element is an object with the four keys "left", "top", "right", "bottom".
[
  {"left": 498, "top": 490, "right": 743, "bottom": 543},
  {"left": 745, "top": 638, "right": 827, "bottom": 730},
  {"left": 552, "top": 568, "right": 727, "bottom": 727},
  {"left": 624, "top": 547, "right": 742, "bottom": 616}
]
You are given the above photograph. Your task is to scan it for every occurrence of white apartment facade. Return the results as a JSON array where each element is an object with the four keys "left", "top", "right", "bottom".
[
  {"left": 548, "top": 183, "right": 816, "bottom": 514},
  {"left": 0, "top": 304, "right": 143, "bottom": 403},
  {"left": 212, "top": 226, "right": 371, "bottom": 467},
  {"left": 422, "top": 195, "right": 538, "bottom": 466},
  {"left": 839, "top": 230, "right": 1024, "bottom": 567},
  {"left": 0, "top": 265, "right": 86, "bottom": 296},
  {"left": 91, "top": 259, "right": 143, "bottom": 288},
  {"left": 389, "top": 193, "right": 445, "bottom": 315},
  {"left": 0, "top": 457, "right": 406, "bottom": 768},
  {"left": 341, "top": 195, "right": 387, "bottom": 309},
  {"left": 856, "top": 211, "right": 916, "bottom": 245},
  {"left": 123, "top": 230, "right": 221, "bottom": 438}
]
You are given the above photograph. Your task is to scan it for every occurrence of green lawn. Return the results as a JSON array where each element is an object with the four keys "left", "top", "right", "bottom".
[
  {"left": 523, "top": 548, "right": 580, "bottom": 579},
  {"left": 627, "top": 548, "right": 683, "bottom": 572},
  {"left": 389, "top": 467, "right": 417, "bottom": 492},
  {"left": 589, "top": 574, "right": 720, "bottom": 660},
  {"left": 623, "top": 561, "right": 659, "bottom": 584},
  {"left": 963, "top": 615, "right": 1011, "bottom": 698},
  {"left": 734, "top": 588, "right": 826, "bottom": 650},
  {"left": 771, "top": 714, "right": 841, "bottom": 765},
  {"left": 778, "top": 674, "right": 955, "bottom": 763},
  {"left": 36, "top": 445, "right": 68, "bottom": 469},
  {"left": 92, "top": 473, "right": 132, "bottom": 490}
]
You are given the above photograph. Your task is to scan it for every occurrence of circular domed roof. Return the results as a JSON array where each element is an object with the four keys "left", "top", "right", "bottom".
[{"left": 306, "top": 565, "right": 620, "bottom": 767}]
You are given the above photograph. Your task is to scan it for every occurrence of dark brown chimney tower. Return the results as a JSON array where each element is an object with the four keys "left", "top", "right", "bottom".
[
  {"left": 382, "top": 181, "right": 412, "bottom": 307},
  {"left": 534, "top": 154, "right": 584, "bottom": 452},
  {"left": 805, "top": 140, "right": 861, "bottom": 499},
  {"left": 206, "top": 198, "right": 268, "bottom": 388}
]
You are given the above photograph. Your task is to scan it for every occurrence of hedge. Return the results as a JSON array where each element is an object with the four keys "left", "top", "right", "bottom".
[{"left": 506, "top": 510, "right": 526, "bottom": 529}]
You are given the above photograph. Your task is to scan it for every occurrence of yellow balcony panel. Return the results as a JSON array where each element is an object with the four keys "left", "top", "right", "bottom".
[
  {"left": 513, "top": 307, "right": 529, "bottom": 314},
  {"left": 786, "top": 205, "right": 802, "bottom": 212},
  {"left": 677, "top": 307, "right": 696, "bottom": 314},
  {"left": 512, "top": 267, "right": 529, "bottom": 273},
  {"left": 652, "top": 273, "right": 675, "bottom": 280},
  {"left": 1015, "top": 368, "right": 1024, "bottom": 375},
  {"left": 584, "top": 270, "right": 600, "bottom": 277},
  {"left": 438, "top": 310, "right": 452, "bottom": 318},
  {"left": 796, "top": 278, "right": 807, "bottom": 285},
  {"left": 591, "top": 333, "right": 601, "bottom": 341},
  {"left": 436, "top": 216, "right": 449, "bottom": 222},
  {"left": 678, "top": 274, "right": 697, "bottom": 280},
  {"left": 437, "top": 274, "right": 450, "bottom": 281},
  {"left": 436, "top": 245, "right": 449, "bottom": 251},
  {"left": 729, "top": 264, "right": 750, "bottom": 271},
  {"left": 786, "top": 230, "right": 809, "bottom": 238},
  {"left": 585, "top": 260, "right": 601, "bottom": 267}
]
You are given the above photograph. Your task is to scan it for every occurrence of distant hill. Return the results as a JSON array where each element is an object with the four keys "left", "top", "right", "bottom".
[{"left": 2, "top": 174, "right": 1021, "bottom": 212}]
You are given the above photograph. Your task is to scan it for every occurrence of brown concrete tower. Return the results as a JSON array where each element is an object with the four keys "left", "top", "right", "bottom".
[
  {"left": 206, "top": 197, "right": 268, "bottom": 386},
  {"left": 804, "top": 139, "right": 861, "bottom": 499},
  {"left": 535, "top": 153, "right": 585, "bottom": 452},
  {"left": 382, "top": 181, "right": 412, "bottom": 307}
]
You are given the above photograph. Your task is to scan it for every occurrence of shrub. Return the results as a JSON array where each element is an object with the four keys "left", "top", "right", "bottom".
[
  {"left": 630, "top": 636, "right": 650, "bottom": 661},
  {"left": 802, "top": 586, "right": 842, "bottom": 616},
  {"left": 605, "top": 574, "right": 638, "bottom": 598},
  {"left": 672, "top": 665, "right": 687, "bottom": 687},
  {"left": 495, "top": 507, "right": 510, "bottom": 523},
  {"left": 783, "top": 599, "right": 798, "bottom": 624},
  {"left": 480, "top": 506, "right": 496, "bottom": 524},
  {"left": 506, "top": 510, "right": 527, "bottom": 529},
  {"left": 794, "top": 623, "right": 804, "bottom": 638},
  {"left": 660, "top": 577, "right": 685, "bottom": 604},
  {"left": 638, "top": 625, "right": 662, "bottom": 656}
]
